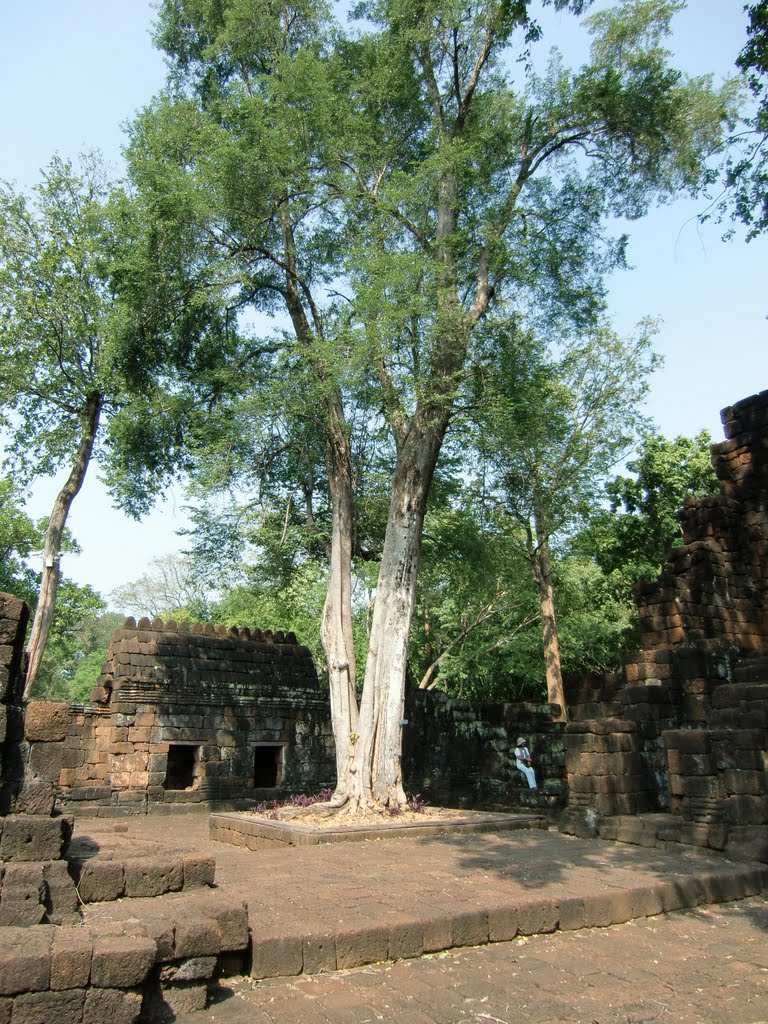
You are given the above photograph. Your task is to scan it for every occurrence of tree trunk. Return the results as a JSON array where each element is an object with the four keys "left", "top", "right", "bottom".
[
  {"left": 321, "top": 401, "right": 360, "bottom": 806},
  {"left": 530, "top": 531, "right": 567, "bottom": 722},
  {"left": 350, "top": 419, "right": 446, "bottom": 809},
  {"left": 24, "top": 391, "right": 102, "bottom": 698}
]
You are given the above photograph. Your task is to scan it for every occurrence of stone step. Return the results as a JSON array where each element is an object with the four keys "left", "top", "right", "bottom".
[
  {"left": 66, "top": 848, "right": 216, "bottom": 905},
  {"left": 0, "top": 886, "right": 250, "bottom": 1023}
]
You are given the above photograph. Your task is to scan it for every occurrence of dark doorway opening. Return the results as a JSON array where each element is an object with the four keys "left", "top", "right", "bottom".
[
  {"left": 164, "top": 744, "right": 199, "bottom": 790},
  {"left": 254, "top": 745, "right": 282, "bottom": 788}
]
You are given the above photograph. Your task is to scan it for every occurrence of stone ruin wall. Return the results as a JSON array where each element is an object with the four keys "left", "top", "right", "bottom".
[
  {"left": 561, "top": 392, "right": 768, "bottom": 863},
  {"left": 0, "top": 593, "right": 27, "bottom": 816},
  {"left": 635, "top": 391, "right": 768, "bottom": 651},
  {"left": 20, "top": 614, "right": 567, "bottom": 815},
  {"left": 43, "top": 617, "right": 338, "bottom": 814}
]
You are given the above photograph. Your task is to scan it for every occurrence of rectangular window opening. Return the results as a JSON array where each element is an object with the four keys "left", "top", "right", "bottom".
[
  {"left": 254, "top": 744, "right": 283, "bottom": 788},
  {"left": 164, "top": 744, "right": 200, "bottom": 791}
]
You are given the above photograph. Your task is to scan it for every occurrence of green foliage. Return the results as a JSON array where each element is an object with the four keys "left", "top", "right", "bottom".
[
  {"left": 0, "top": 155, "right": 114, "bottom": 483},
  {"left": 576, "top": 430, "right": 720, "bottom": 602},
  {"left": 69, "top": 648, "right": 110, "bottom": 703},
  {"left": 723, "top": 1, "right": 768, "bottom": 238},
  {"left": 471, "top": 319, "right": 660, "bottom": 543},
  {"left": 31, "top": 588, "right": 118, "bottom": 701},
  {"left": 210, "top": 559, "right": 330, "bottom": 676},
  {"left": 0, "top": 478, "right": 42, "bottom": 604}
]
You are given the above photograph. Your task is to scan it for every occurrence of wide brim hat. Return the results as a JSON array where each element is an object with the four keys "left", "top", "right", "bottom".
[{"left": 516, "top": 737, "right": 525, "bottom": 744}]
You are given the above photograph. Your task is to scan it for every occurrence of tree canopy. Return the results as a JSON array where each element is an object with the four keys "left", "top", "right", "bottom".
[{"left": 116, "top": 0, "right": 737, "bottom": 809}]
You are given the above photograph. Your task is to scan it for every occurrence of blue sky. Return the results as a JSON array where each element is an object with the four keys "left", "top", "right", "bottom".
[{"left": 1, "top": 0, "right": 766, "bottom": 601}]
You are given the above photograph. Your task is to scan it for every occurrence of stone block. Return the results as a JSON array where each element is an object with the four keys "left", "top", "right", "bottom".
[
  {"left": 82, "top": 987, "right": 142, "bottom": 1024},
  {"left": 72, "top": 860, "right": 125, "bottom": 903},
  {"left": 181, "top": 853, "right": 216, "bottom": 889},
  {"left": 487, "top": 905, "right": 519, "bottom": 942},
  {"left": 721, "top": 795, "right": 768, "bottom": 825},
  {"left": 387, "top": 914, "right": 424, "bottom": 960},
  {"left": 138, "top": 916, "right": 176, "bottom": 962},
  {"left": 628, "top": 886, "right": 665, "bottom": 918},
  {"left": 515, "top": 898, "right": 559, "bottom": 936},
  {"left": 24, "top": 702, "right": 71, "bottom": 742},
  {"left": 334, "top": 923, "right": 388, "bottom": 971},
  {"left": 13, "top": 781, "right": 56, "bottom": 816},
  {"left": 173, "top": 913, "right": 223, "bottom": 958},
  {"left": 0, "top": 815, "right": 69, "bottom": 861},
  {"left": 681, "top": 776, "right": 721, "bottom": 799},
  {"left": 0, "top": 862, "right": 46, "bottom": 926},
  {"left": 43, "top": 860, "right": 80, "bottom": 924},
  {"left": 250, "top": 932, "right": 304, "bottom": 978},
  {"left": 159, "top": 956, "right": 217, "bottom": 983},
  {"left": 51, "top": 928, "right": 93, "bottom": 990},
  {"left": 582, "top": 889, "right": 635, "bottom": 928},
  {"left": 421, "top": 915, "right": 452, "bottom": 953},
  {"left": 122, "top": 857, "right": 183, "bottom": 897},
  {"left": 663, "top": 730, "right": 710, "bottom": 754},
  {"left": 155, "top": 980, "right": 209, "bottom": 1016},
  {"left": 202, "top": 897, "right": 249, "bottom": 951},
  {"left": 0, "top": 925, "right": 54, "bottom": 995},
  {"left": 302, "top": 931, "right": 337, "bottom": 974},
  {"left": 9, "top": 988, "right": 85, "bottom": 1024},
  {"left": 450, "top": 909, "right": 489, "bottom": 948},
  {"left": 89, "top": 935, "right": 156, "bottom": 988},
  {"left": 557, "top": 897, "right": 587, "bottom": 931}
]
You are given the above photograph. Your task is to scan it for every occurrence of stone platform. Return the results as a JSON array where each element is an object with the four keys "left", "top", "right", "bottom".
[
  {"left": 209, "top": 808, "right": 546, "bottom": 847},
  {"left": 71, "top": 809, "right": 768, "bottom": 984}
]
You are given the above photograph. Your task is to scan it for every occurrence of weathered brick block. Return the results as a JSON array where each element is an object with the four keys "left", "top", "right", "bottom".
[
  {"left": 51, "top": 928, "right": 93, "bottom": 990},
  {"left": 122, "top": 857, "right": 183, "bottom": 898},
  {"left": 72, "top": 860, "right": 125, "bottom": 903},
  {"left": 250, "top": 932, "right": 304, "bottom": 978},
  {"left": 721, "top": 795, "right": 768, "bottom": 825},
  {"left": 181, "top": 854, "right": 216, "bottom": 889},
  {"left": 0, "top": 815, "right": 68, "bottom": 861},
  {"left": 10, "top": 988, "right": 86, "bottom": 1024},
  {"left": 173, "top": 913, "right": 223, "bottom": 958},
  {"left": 450, "top": 909, "right": 489, "bottom": 948},
  {"left": 89, "top": 935, "right": 156, "bottom": 988},
  {"left": 721, "top": 769, "right": 766, "bottom": 795},
  {"left": 82, "top": 986, "right": 142, "bottom": 1024},
  {"left": 663, "top": 730, "right": 710, "bottom": 754},
  {"left": 24, "top": 702, "right": 71, "bottom": 742},
  {"left": 43, "top": 860, "right": 80, "bottom": 924},
  {"left": 0, "top": 926, "right": 54, "bottom": 995},
  {"left": 28, "top": 741, "right": 65, "bottom": 782},
  {"left": 201, "top": 897, "right": 249, "bottom": 951}
]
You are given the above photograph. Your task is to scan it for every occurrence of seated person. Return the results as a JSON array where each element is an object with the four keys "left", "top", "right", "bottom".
[{"left": 514, "top": 736, "right": 538, "bottom": 791}]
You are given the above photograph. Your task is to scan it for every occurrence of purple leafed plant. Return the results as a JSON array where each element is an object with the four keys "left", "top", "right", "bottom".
[
  {"left": 387, "top": 793, "right": 426, "bottom": 816},
  {"left": 251, "top": 788, "right": 333, "bottom": 816}
]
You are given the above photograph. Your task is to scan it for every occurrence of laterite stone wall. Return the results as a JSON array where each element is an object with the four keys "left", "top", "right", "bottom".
[{"left": 561, "top": 392, "right": 768, "bottom": 862}]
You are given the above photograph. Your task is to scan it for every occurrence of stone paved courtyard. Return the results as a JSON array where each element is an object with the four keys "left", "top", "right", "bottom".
[{"left": 176, "top": 895, "right": 768, "bottom": 1024}]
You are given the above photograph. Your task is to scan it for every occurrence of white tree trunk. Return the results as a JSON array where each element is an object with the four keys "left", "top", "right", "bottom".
[
  {"left": 24, "top": 392, "right": 102, "bottom": 698},
  {"left": 321, "top": 410, "right": 359, "bottom": 806},
  {"left": 351, "top": 426, "right": 445, "bottom": 808}
]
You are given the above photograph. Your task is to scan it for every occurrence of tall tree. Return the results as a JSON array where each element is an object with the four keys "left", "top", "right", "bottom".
[
  {"left": 133, "top": 0, "right": 735, "bottom": 809},
  {"left": 0, "top": 157, "right": 114, "bottom": 692},
  {"left": 0, "top": 155, "right": 237, "bottom": 696},
  {"left": 471, "top": 320, "right": 658, "bottom": 717}
]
